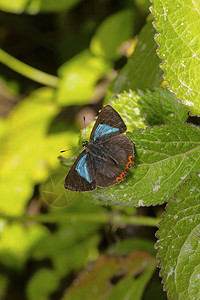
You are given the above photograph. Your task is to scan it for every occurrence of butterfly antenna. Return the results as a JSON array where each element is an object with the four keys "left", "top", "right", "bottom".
[
  {"left": 60, "top": 146, "right": 79, "bottom": 153},
  {"left": 83, "top": 116, "right": 87, "bottom": 140}
]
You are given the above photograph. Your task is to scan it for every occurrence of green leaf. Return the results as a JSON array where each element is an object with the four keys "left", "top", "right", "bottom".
[
  {"left": 107, "top": 20, "right": 163, "bottom": 99},
  {"left": 93, "top": 124, "right": 200, "bottom": 207},
  {"left": 0, "top": 223, "right": 48, "bottom": 270},
  {"left": 0, "top": 0, "right": 81, "bottom": 14},
  {"left": 62, "top": 252, "right": 156, "bottom": 300},
  {"left": 109, "top": 88, "right": 188, "bottom": 130},
  {"left": 137, "top": 88, "right": 188, "bottom": 125},
  {"left": 156, "top": 172, "right": 200, "bottom": 300},
  {"left": 90, "top": 9, "right": 136, "bottom": 60},
  {"left": 107, "top": 261, "right": 156, "bottom": 300},
  {"left": 0, "top": 0, "right": 28, "bottom": 13},
  {"left": 57, "top": 50, "right": 111, "bottom": 105},
  {"left": 28, "top": 0, "right": 81, "bottom": 13},
  {"left": 107, "top": 238, "right": 156, "bottom": 256},
  {"left": 151, "top": 0, "right": 200, "bottom": 115},
  {"left": 0, "top": 87, "right": 78, "bottom": 215},
  {"left": 26, "top": 269, "right": 60, "bottom": 300},
  {"left": 32, "top": 200, "right": 104, "bottom": 276}
]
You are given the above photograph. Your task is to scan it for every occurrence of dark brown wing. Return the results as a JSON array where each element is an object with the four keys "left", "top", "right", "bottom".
[
  {"left": 90, "top": 105, "right": 127, "bottom": 143},
  {"left": 92, "top": 135, "right": 134, "bottom": 188},
  {"left": 64, "top": 150, "right": 96, "bottom": 192}
]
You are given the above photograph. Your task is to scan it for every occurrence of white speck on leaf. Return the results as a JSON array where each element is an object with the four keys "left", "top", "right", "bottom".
[
  {"left": 153, "top": 185, "right": 161, "bottom": 192},
  {"left": 184, "top": 100, "right": 194, "bottom": 107},
  {"left": 138, "top": 200, "right": 144, "bottom": 206},
  {"left": 167, "top": 268, "right": 174, "bottom": 279}
]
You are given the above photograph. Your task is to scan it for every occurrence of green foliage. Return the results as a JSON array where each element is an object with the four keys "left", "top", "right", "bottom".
[
  {"left": 151, "top": 0, "right": 200, "bottom": 115},
  {"left": 0, "top": 0, "right": 199, "bottom": 299},
  {"left": 156, "top": 173, "right": 200, "bottom": 300},
  {"left": 92, "top": 124, "right": 200, "bottom": 206},
  {"left": 107, "top": 19, "right": 163, "bottom": 100},
  {"left": 26, "top": 269, "right": 60, "bottom": 300},
  {"left": 0, "top": 0, "right": 81, "bottom": 14},
  {"left": 90, "top": 9, "right": 136, "bottom": 60},
  {"left": 62, "top": 252, "right": 157, "bottom": 300},
  {"left": 57, "top": 50, "right": 111, "bottom": 105}
]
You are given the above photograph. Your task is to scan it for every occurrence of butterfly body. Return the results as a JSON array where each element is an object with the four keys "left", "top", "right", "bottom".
[{"left": 64, "top": 105, "right": 134, "bottom": 191}]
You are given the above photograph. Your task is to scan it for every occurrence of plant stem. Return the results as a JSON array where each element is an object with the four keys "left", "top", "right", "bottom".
[
  {"left": 0, "top": 213, "right": 159, "bottom": 227},
  {"left": 0, "top": 48, "right": 59, "bottom": 87}
]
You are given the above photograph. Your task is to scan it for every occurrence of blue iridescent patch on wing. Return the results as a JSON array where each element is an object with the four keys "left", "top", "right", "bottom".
[
  {"left": 94, "top": 124, "right": 119, "bottom": 142},
  {"left": 75, "top": 154, "right": 91, "bottom": 183}
]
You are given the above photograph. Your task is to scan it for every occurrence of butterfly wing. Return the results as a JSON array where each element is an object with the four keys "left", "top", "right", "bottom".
[
  {"left": 92, "top": 135, "right": 134, "bottom": 188},
  {"left": 90, "top": 105, "right": 127, "bottom": 143},
  {"left": 64, "top": 150, "right": 96, "bottom": 191}
]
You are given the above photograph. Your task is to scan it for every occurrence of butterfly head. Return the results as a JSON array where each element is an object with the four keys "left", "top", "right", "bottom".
[{"left": 82, "top": 141, "right": 89, "bottom": 148}]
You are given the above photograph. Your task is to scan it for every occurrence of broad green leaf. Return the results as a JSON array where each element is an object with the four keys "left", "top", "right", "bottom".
[
  {"left": 28, "top": 0, "right": 81, "bottom": 13},
  {"left": 0, "top": 0, "right": 28, "bottom": 13},
  {"left": 151, "top": 0, "right": 200, "bottom": 115},
  {"left": 107, "top": 262, "right": 156, "bottom": 300},
  {"left": 107, "top": 20, "right": 163, "bottom": 99},
  {"left": 156, "top": 172, "right": 200, "bottom": 300},
  {"left": 92, "top": 124, "right": 200, "bottom": 206},
  {"left": 137, "top": 88, "right": 188, "bottom": 125},
  {"left": 0, "top": 223, "right": 48, "bottom": 269},
  {"left": 109, "top": 88, "right": 188, "bottom": 130},
  {"left": 107, "top": 238, "right": 156, "bottom": 256},
  {"left": 62, "top": 252, "right": 156, "bottom": 300},
  {"left": 90, "top": 9, "right": 136, "bottom": 60},
  {"left": 57, "top": 50, "right": 111, "bottom": 105},
  {"left": 26, "top": 269, "right": 60, "bottom": 300},
  {"left": 0, "top": 0, "right": 81, "bottom": 14},
  {"left": 0, "top": 88, "right": 78, "bottom": 215},
  {"left": 79, "top": 87, "right": 188, "bottom": 146}
]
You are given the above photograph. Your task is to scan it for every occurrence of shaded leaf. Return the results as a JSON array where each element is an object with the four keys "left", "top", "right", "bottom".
[
  {"left": 107, "top": 20, "right": 163, "bottom": 99},
  {"left": 62, "top": 252, "right": 156, "bottom": 300},
  {"left": 151, "top": 0, "right": 200, "bottom": 115},
  {"left": 156, "top": 172, "right": 200, "bottom": 300},
  {"left": 26, "top": 269, "right": 60, "bottom": 300}
]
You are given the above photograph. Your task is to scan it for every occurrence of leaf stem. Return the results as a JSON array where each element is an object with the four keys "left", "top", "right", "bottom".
[
  {"left": 0, "top": 213, "right": 159, "bottom": 227},
  {"left": 0, "top": 48, "right": 59, "bottom": 87}
]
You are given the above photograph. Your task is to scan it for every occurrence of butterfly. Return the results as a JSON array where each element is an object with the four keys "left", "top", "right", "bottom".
[{"left": 64, "top": 105, "right": 134, "bottom": 191}]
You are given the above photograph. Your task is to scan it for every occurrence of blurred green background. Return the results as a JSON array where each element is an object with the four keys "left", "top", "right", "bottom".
[{"left": 0, "top": 0, "right": 168, "bottom": 299}]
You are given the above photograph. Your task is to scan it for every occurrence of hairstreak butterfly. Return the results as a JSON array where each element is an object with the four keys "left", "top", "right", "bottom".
[{"left": 64, "top": 105, "right": 134, "bottom": 191}]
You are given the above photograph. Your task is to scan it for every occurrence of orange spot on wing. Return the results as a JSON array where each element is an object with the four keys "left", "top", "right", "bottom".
[
  {"left": 116, "top": 171, "right": 128, "bottom": 182},
  {"left": 126, "top": 155, "right": 134, "bottom": 169}
]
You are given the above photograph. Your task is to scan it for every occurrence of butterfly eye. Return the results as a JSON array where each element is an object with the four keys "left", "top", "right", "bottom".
[{"left": 82, "top": 141, "right": 88, "bottom": 148}]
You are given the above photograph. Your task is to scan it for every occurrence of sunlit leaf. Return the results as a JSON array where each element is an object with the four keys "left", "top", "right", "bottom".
[
  {"left": 57, "top": 50, "right": 111, "bottom": 105},
  {"left": 0, "top": 88, "right": 78, "bottom": 215},
  {"left": 156, "top": 172, "right": 200, "bottom": 300},
  {"left": 151, "top": 0, "right": 200, "bottom": 115},
  {"left": 0, "top": 0, "right": 82, "bottom": 14},
  {"left": 90, "top": 9, "right": 136, "bottom": 60},
  {"left": 0, "top": 223, "right": 48, "bottom": 269}
]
